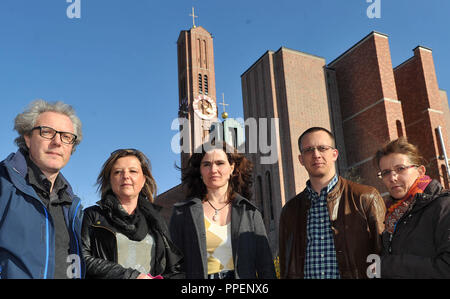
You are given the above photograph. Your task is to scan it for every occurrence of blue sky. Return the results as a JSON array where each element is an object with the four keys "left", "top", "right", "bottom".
[{"left": 1, "top": 0, "right": 449, "bottom": 207}]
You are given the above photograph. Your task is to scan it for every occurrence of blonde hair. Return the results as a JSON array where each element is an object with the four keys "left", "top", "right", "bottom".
[
  {"left": 374, "top": 137, "right": 425, "bottom": 170},
  {"left": 97, "top": 149, "right": 157, "bottom": 202}
]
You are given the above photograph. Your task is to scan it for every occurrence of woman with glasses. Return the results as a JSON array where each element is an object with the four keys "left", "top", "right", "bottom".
[
  {"left": 169, "top": 142, "right": 276, "bottom": 279},
  {"left": 374, "top": 137, "right": 450, "bottom": 278},
  {"left": 81, "top": 149, "right": 183, "bottom": 279}
]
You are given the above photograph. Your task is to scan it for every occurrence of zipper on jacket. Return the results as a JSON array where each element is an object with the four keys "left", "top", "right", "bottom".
[
  {"left": 91, "top": 224, "right": 119, "bottom": 261},
  {"left": 388, "top": 200, "right": 417, "bottom": 253},
  {"left": 92, "top": 224, "right": 116, "bottom": 235},
  {"left": 42, "top": 205, "right": 50, "bottom": 279},
  {"left": 70, "top": 200, "right": 82, "bottom": 278}
]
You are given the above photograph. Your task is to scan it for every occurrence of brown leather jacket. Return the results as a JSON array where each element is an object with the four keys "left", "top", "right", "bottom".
[{"left": 279, "top": 176, "right": 386, "bottom": 279}]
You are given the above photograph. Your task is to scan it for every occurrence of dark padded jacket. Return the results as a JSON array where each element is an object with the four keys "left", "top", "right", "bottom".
[{"left": 381, "top": 180, "right": 450, "bottom": 278}]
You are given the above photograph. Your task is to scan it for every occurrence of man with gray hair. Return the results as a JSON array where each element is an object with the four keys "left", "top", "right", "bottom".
[{"left": 0, "top": 99, "right": 85, "bottom": 279}]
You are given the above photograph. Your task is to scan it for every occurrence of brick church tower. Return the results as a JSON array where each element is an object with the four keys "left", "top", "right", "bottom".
[
  {"left": 156, "top": 15, "right": 220, "bottom": 221},
  {"left": 176, "top": 20, "right": 218, "bottom": 170}
]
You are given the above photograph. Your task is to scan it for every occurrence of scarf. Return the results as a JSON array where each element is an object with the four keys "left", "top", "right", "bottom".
[
  {"left": 101, "top": 192, "right": 149, "bottom": 241},
  {"left": 384, "top": 175, "right": 432, "bottom": 234}
]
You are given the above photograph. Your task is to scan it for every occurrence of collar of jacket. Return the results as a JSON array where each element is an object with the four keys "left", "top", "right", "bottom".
[
  {"left": 2, "top": 149, "right": 85, "bottom": 278},
  {"left": 407, "top": 179, "right": 447, "bottom": 210},
  {"left": 3, "top": 149, "right": 76, "bottom": 200},
  {"left": 300, "top": 176, "right": 345, "bottom": 222},
  {"left": 179, "top": 193, "right": 256, "bottom": 278},
  {"left": 92, "top": 196, "right": 182, "bottom": 277}
]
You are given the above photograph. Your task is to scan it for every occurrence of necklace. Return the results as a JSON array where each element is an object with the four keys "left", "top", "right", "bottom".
[{"left": 206, "top": 200, "right": 230, "bottom": 222}]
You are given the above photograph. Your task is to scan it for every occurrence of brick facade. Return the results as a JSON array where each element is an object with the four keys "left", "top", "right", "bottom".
[
  {"left": 241, "top": 31, "right": 449, "bottom": 255},
  {"left": 157, "top": 27, "right": 450, "bottom": 258},
  {"left": 328, "top": 32, "right": 405, "bottom": 193},
  {"left": 394, "top": 46, "right": 449, "bottom": 188},
  {"left": 241, "top": 47, "right": 332, "bottom": 253}
]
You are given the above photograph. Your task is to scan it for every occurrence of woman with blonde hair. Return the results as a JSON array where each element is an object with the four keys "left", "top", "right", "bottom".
[{"left": 81, "top": 149, "right": 183, "bottom": 279}]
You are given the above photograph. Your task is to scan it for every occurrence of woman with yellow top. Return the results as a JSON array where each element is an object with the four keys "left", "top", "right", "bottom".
[{"left": 169, "top": 142, "right": 276, "bottom": 279}]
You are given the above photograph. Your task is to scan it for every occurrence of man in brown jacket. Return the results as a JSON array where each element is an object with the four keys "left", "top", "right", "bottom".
[{"left": 279, "top": 127, "right": 386, "bottom": 279}]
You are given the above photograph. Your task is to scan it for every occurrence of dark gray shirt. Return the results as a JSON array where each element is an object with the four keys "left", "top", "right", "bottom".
[{"left": 26, "top": 155, "right": 72, "bottom": 279}]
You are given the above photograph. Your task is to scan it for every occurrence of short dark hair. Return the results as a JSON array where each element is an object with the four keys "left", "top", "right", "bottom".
[{"left": 298, "top": 127, "right": 335, "bottom": 152}]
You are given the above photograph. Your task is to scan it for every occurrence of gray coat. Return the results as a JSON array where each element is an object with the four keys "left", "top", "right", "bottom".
[{"left": 169, "top": 194, "right": 276, "bottom": 279}]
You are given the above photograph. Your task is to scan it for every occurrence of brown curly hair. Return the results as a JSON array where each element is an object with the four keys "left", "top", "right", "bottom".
[{"left": 181, "top": 142, "right": 253, "bottom": 202}]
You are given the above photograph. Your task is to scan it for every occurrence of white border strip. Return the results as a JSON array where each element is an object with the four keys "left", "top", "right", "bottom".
[{"left": 343, "top": 98, "right": 401, "bottom": 123}]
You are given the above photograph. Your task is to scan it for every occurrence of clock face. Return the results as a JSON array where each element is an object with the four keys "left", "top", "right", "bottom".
[{"left": 193, "top": 95, "right": 217, "bottom": 120}]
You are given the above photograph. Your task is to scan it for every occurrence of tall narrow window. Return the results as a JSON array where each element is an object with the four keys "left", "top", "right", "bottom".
[
  {"left": 257, "top": 176, "right": 265, "bottom": 220},
  {"left": 266, "top": 171, "right": 274, "bottom": 220},
  {"left": 198, "top": 39, "right": 202, "bottom": 67},
  {"left": 204, "top": 75, "right": 208, "bottom": 95},
  {"left": 180, "top": 76, "right": 186, "bottom": 99},
  {"left": 198, "top": 74, "right": 203, "bottom": 94},
  {"left": 231, "top": 127, "right": 238, "bottom": 148},
  {"left": 203, "top": 40, "right": 208, "bottom": 69},
  {"left": 441, "top": 165, "right": 449, "bottom": 188},
  {"left": 396, "top": 120, "right": 403, "bottom": 137}
]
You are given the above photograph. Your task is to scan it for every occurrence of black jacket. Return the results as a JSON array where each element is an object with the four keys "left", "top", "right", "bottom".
[
  {"left": 381, "top": 180, "right": 450, "bottom": 278},
  {"left": 81, "top": 196, "right": 184, "bottom": 279},
  {"left": 169, "top": 194, "right": 276, "bottom": 279}
]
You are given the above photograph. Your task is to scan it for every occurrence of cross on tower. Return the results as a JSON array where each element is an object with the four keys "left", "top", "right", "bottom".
[
  {"left": 219, "top": 93, "right": 229, "bottom": 119},
  {"left": 189, "top": 7, "right": 198, "bottom": 28},
  {"left": 219, "top": 93, "right": 229, "bottom": 113}
]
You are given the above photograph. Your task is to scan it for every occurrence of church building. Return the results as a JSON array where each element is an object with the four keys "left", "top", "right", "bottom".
[{"left": 156, "top": 17, "right": 450, "bottom": 256}]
